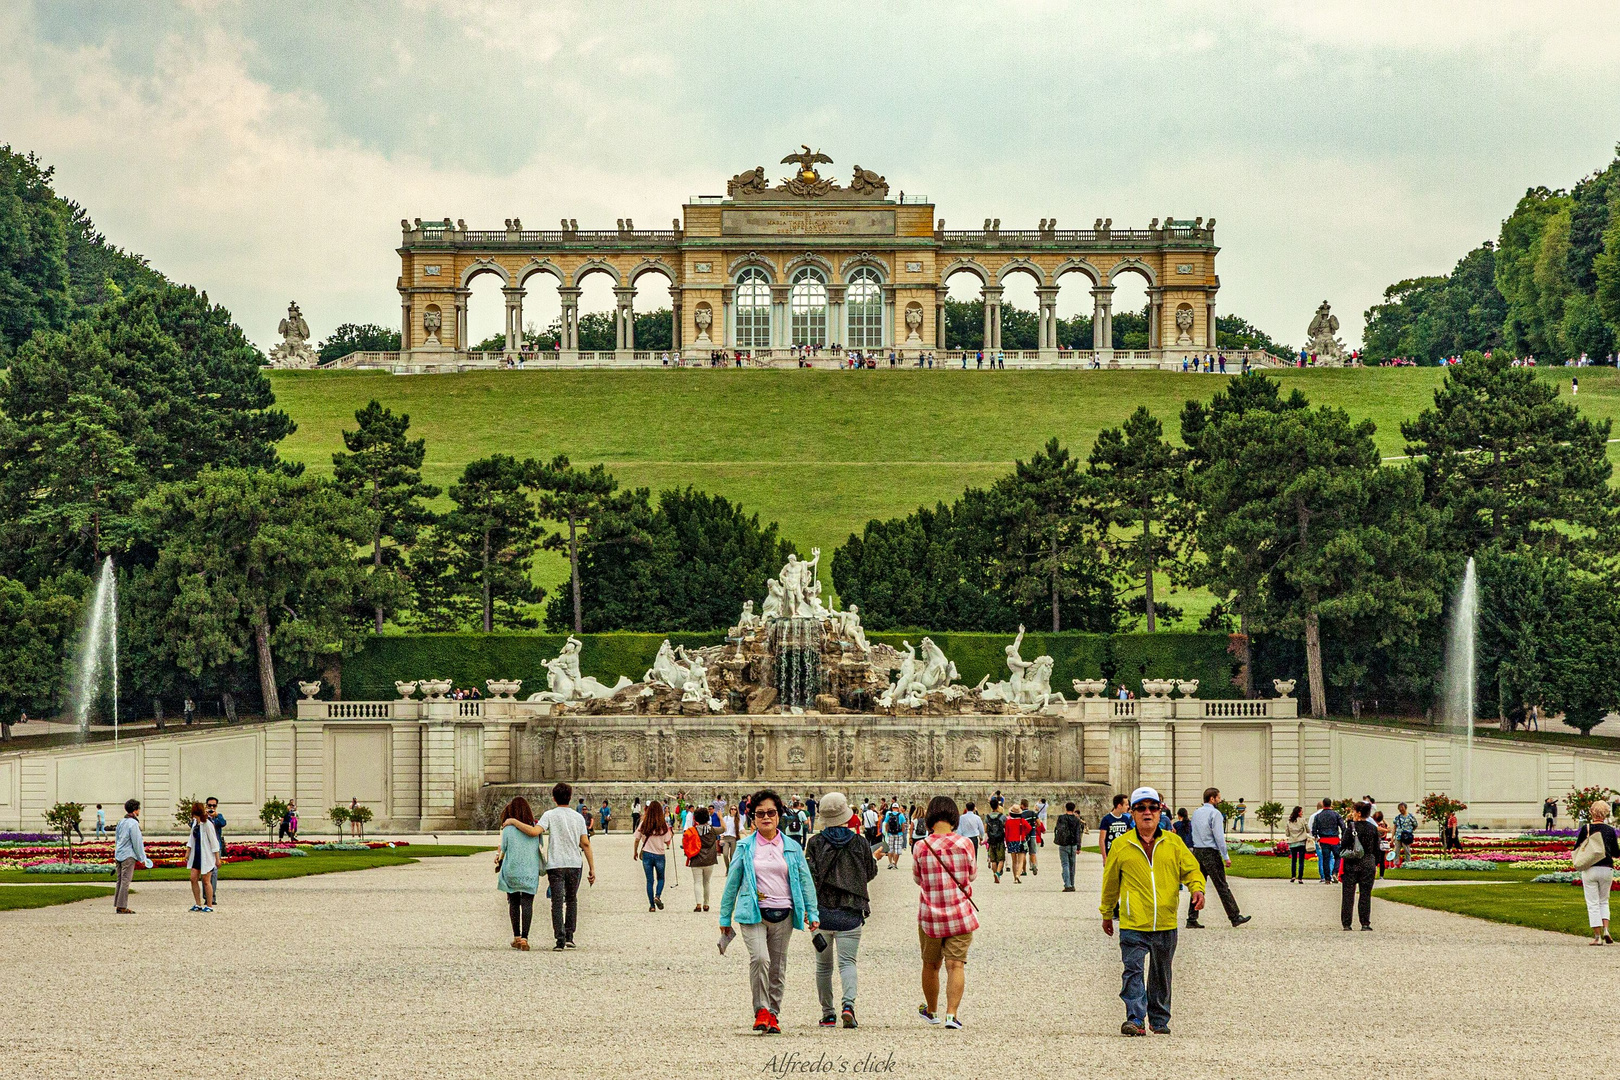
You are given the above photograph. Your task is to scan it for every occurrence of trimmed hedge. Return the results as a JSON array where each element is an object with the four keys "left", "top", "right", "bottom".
[
  {"left": 338, "top": 630, "right": 1241, "bottom": 700},
  {"left": 342, "top": 633, "right": 725, "bottom": 700}
]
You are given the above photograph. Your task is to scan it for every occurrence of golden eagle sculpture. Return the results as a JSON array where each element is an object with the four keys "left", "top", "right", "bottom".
[{"left": 781, "top": 145, "right": 833, "bottom": 183}]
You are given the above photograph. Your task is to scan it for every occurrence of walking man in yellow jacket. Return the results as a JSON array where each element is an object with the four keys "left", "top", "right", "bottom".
[{"left": 1100, "top": 786, "right": 1206, "bottom": 1036}]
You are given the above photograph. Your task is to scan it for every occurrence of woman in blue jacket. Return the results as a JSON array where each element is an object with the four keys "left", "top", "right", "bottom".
[{"left": 719, "top": 788, "right": 820, "bottom": 1035}]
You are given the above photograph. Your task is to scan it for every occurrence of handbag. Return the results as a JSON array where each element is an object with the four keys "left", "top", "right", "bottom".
[{"left": 1572, "top": 826, "right": 1610, "bottom": 872}]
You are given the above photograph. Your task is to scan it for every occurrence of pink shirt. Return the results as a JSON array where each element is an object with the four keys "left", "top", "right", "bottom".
[
  {"left": 639, "top": 828, "right": 672, "bottom": 856},
  {"left": 751, "top": 831, "right": 792, "bottom": 908}
]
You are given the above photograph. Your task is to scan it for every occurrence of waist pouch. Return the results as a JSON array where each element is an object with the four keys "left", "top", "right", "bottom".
[{"left": 760, "top": 907, "right": 792, "bottom": 923}]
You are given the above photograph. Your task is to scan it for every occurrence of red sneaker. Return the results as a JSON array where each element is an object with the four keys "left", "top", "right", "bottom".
[
  {"left": 765, "top": 1011, "right": 781, "bottom": 1035},
  {"left": 753, "top": 1007, "right": 770, "bottom": 1032}
]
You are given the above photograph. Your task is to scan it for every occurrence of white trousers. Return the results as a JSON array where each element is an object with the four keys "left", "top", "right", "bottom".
[{"left": 1582, "top": 865, "right": 1613, "bottom": 927}]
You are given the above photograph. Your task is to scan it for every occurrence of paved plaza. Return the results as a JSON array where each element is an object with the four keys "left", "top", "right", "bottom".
[{"left": 2, "top": 834, "right": 1603, "bottom": 1079}]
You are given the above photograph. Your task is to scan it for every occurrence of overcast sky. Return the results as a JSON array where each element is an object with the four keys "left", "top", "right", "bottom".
[{"left": 5, "top": 1, "right": 1618, "bottom": 351}]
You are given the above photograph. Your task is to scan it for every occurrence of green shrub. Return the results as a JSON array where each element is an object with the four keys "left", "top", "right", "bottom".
[
  {"left": 259, "top": 798, "right": 290, "bottom": 841},
  {"left": 1108, "top": 632, "right": 1242, "bottom": 697},
  {"left": 340, "top": 632, "right": 725, "bottom": 700},
  {"left": 337, "top": 629, "right": 1241, "bottom": 700}
]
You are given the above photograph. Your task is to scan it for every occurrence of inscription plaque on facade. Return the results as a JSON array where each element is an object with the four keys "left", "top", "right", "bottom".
[
  {"left": 722, "top": 208, "right": 896, "bottom": 237},
  {"left": 905, "top": 261, "right": 923, "bottom": 273}
]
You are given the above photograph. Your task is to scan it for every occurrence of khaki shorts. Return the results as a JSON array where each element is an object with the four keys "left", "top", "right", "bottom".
[{"left": 919, "top": 926, "right": 972, "bottom": 966}]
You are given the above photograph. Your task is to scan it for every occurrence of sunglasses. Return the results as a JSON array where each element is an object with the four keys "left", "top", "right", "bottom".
[
  {"left": 754, "top": 808, "right": 779, "bottom": 818},
  {"left": 1132, "top": 802, "right": 1161, "bottom": 812}
]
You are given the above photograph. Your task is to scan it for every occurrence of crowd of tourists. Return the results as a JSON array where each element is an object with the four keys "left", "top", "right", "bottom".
[{"left": 464, "top": 772, "right": 1620, "bottom": 1038}]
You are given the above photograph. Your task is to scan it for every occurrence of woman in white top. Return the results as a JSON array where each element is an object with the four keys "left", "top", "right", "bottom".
[
  {"left": 184, "top": 801, "right": 220, "bottom": 912},
  {"left": 721, "top": 810, "right": 739, "bottom": 869}
]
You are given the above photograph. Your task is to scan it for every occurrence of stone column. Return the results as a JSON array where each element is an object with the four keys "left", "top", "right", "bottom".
[
  {"left": 1036, "top": 285, "right": 1060, "bottom": 356},
  {"left": 826, "top": 284, "right": 847, "bottom": 348},
  {"left": 1147, "top": 289, "right": 1163, "bottom": 354},
  {"left": 771, "top": 284, "right": 792, "bottom": 349},
  {"left": 615, "top": 286, "right": 637, "bottom": 350},
  {"left": 720, "top": 285, "right": 735, "bottom": 349},
  {"left": 502, "top": 286, "right": 524, "bottom": 352},
  {"left": 1207, "top": 297, "right": 1217, "bottom": 348},
  {"left": 882, "top": 284, "right": 897, "bottom": 349},
  {"left": 935, "top": 288, "right": 946, "bottom": 350},
  {"left": 557, "top": 287, "right": 581, "bottom": 352},
  {"left": 400, "top": 299, "right": 413, "bottom": 352},
  {"left": 670, "top": 288, "right": 682, "bottom": 353},
  {"left": 453, "top": 289, "right": 470, "bottom": 351},
  {"left": 982, "top": 284, "right": 1003, "bottom": 352},
  {"left": 1093, "top": 284, "right": 1115, "bottom": 362}
]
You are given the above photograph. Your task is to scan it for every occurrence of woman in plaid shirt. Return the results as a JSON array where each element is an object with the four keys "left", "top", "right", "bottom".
[{"left": 912, "top": 796, "right": 978, "bottom": 1030}]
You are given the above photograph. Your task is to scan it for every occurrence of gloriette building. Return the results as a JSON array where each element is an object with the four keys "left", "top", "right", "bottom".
[{"left": 381, "top": 148, "right": 1237, "bottom": 370}]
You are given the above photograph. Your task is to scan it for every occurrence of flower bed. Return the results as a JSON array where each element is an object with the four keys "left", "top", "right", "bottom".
[
  {"left": 4, "top": 838, "right": 399, "bottom": 872},
  {"left": 1533, "top": 871, "right": 1620, "bottom": 889}
]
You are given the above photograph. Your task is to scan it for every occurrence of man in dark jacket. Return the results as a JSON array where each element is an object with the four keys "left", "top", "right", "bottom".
[
  {"left": 1054, "top": 802, "right": 1084, "bottom": 892},
  {"left": 1310, "top": 800, "right": 1343, "bottom": 884},
  {"left": 803, "top": 792, "right": 879, "bottom": 1029}
]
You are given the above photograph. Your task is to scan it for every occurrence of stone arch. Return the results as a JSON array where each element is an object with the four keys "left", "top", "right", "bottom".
[
  {"left": 726, "top": 251, "right": 776, "bottom": 281},
  {"left": 460, "top": 258, "right": 510, "bottom": 287},
  {"left": 996, "top": 257, "right": 1047, "bottom": 286},
  {"left": 1051, "top": 257, "right": 1101, "bottom": 287},
  {"left": 516, "top": 257, "right": 565, "bottom": 287},
  {"left": 571, "top": 258, "right": 622, "bottom": 287},
  {"left": 629, "top": 257, "right": 678, "bottom": 286},
  {"left": 783, "top": 251, "right": 834, "bottom": 279},
  {"left": 1106, "top": 257, "right": 1157, "bottom": 287},
  {"left": 839, "top": 251, "right": 889, "bottom": 281},
  {"left": 940, "top": 257, "right": 989, "bottom": 285}
]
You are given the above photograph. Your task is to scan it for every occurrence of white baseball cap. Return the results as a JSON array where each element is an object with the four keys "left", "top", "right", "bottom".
[{"left": 1129, "top": 787, "right": 1162, "bottom": 807}]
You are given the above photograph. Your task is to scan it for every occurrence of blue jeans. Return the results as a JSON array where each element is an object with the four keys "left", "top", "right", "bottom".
[
  {"left": 1118, "top": 929, "right": 1177, "bottom": 1030},
  {"left": 641, "top": 852, "right": 666, "bottom": 905},
  {"left": 1058, "top": 844, "right": 1077, "bottom": 889},
  {"left": 1317, "top": 844, "right": 1338, "bottom": 881}
]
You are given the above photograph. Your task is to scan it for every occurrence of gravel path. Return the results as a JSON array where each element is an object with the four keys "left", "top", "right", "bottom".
[{"left": 2, "top": 834, "right": 1603, "bottom": 1078}]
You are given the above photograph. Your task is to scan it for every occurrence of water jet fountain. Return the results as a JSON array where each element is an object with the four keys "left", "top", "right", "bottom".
[
  {"left": 68, "top": 556, "right": 120, "bottom": 744},
  {"left": 1441, "top": 556, "right": 1478, "bottom": 808}
]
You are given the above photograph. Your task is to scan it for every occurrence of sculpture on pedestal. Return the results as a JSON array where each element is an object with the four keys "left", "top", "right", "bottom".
[
  {"left": 1305, "top": 301, "right": 1349, "bottom": 364},
  {"left": 528, "top": 637, "right": 632, "bottom": 703},
  {"left": 978, "top": 625, "right": 1063, "bottom": 710},
  {"left": 268, "top": 302, "right": 319, "bottom": 368}
]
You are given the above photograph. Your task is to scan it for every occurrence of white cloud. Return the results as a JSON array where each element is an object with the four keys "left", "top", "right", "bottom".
[{"left": 2, "top": 1, "right": 1616, "bottom": 352}]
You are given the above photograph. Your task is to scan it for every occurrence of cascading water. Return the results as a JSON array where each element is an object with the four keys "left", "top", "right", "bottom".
[
  {"left": 770, "top": 617, "right": 823, "bottom": 708},
  {"left": 1440, "top": 557, "right": 1478, "bottom": 809},
  {"left": 68, "top": 556, "right": 120, "bottom": 743}
]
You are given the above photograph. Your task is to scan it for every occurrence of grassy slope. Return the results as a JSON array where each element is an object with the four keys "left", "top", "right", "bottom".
[
  {"left": 1376, "top": 882, "right": 1595, "bottom": 937},
  {"left": 270, "top": 367, "right": 1620, "bottom": 614},
  {"left": 0, "top": 844, "right": 491, "bottom": 884},
  {"left": 0, "top": 885, "right": 114, "bottom": 910}
]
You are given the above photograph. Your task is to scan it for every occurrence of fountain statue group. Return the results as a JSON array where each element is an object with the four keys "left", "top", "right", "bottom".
[{"left": 521, "top": 553, "right": 1065, "bottom": 716}]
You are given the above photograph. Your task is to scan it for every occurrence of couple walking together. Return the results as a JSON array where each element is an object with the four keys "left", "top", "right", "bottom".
[{"left": 717, "top": 790, "right": 978, "bottom": 1034}]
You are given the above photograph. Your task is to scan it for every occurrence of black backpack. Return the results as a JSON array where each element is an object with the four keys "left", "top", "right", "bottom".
[
  {"left": 885, "top": 811, "right": 903, "bottom": 835},
  {"left": 986, "top": 813, "right": 1006, "bottom": 844},
  {"left": 1054, "top": 814, "right": 1079, "bottom": 847}
]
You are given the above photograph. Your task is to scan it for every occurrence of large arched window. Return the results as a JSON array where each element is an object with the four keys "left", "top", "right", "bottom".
[
  {"left": 735, "top": 267, "right": 771, "bottom": 349},
  {"left": 846, "top": 268, "right": 883, "bottom": 349},
  {"left": 790, "top": 266, "right": 828, "bottom": 347}
]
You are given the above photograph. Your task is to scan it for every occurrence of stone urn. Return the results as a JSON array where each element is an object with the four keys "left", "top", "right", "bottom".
[
  {"left": 1273, "top": 678, "right": 1297, "bottom": 700},
  {"left": 421, "top": 678, "right": 452, "bottom": 700},
  {"left": 394, "top": 680, "right": 419, "bottom": 699},
  {"left": 1141, "top": 679, "right": 1175, "bottom": 699},
  {"left": 1071, "top": 678, "right": 1108, "bottom": 698},
  {"left": 1175, "top": 679, "right": 1200, "bottom": 698},
  {"left": 297, "top": 680, "right": 322, "bottom": 700},
  {"left": 485, "top": 679, "right": 522, "bottom": 700}
]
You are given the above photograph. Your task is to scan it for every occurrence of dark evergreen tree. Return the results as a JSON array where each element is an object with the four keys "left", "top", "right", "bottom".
[
  {"left": 436, "top": 455, "right": 543, "bottom": 633},
  {"left": 1401, "top": 351, "right": 1615, "bottom": 555},
  {"left": 1089, "top": 406, "right": 1190, "bottom": 631},
  {"left": 332, "top": 400, "right": 440, "bottom": 631}
]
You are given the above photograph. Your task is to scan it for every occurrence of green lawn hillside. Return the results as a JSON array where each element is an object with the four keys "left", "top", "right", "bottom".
[{"left": 271, "top": 367, "right": 1620, "bottom": 603}]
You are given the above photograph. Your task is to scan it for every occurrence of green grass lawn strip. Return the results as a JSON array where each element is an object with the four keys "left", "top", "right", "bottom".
[
  {"left": 1375, "top": 882, "right": 1594, "bottom": 937},
  {"left": 0, "top": 845, "right": 491, "bottom": 884},
  {"left": 0, "top": 885, "right": 115, "bottom": 910}
]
